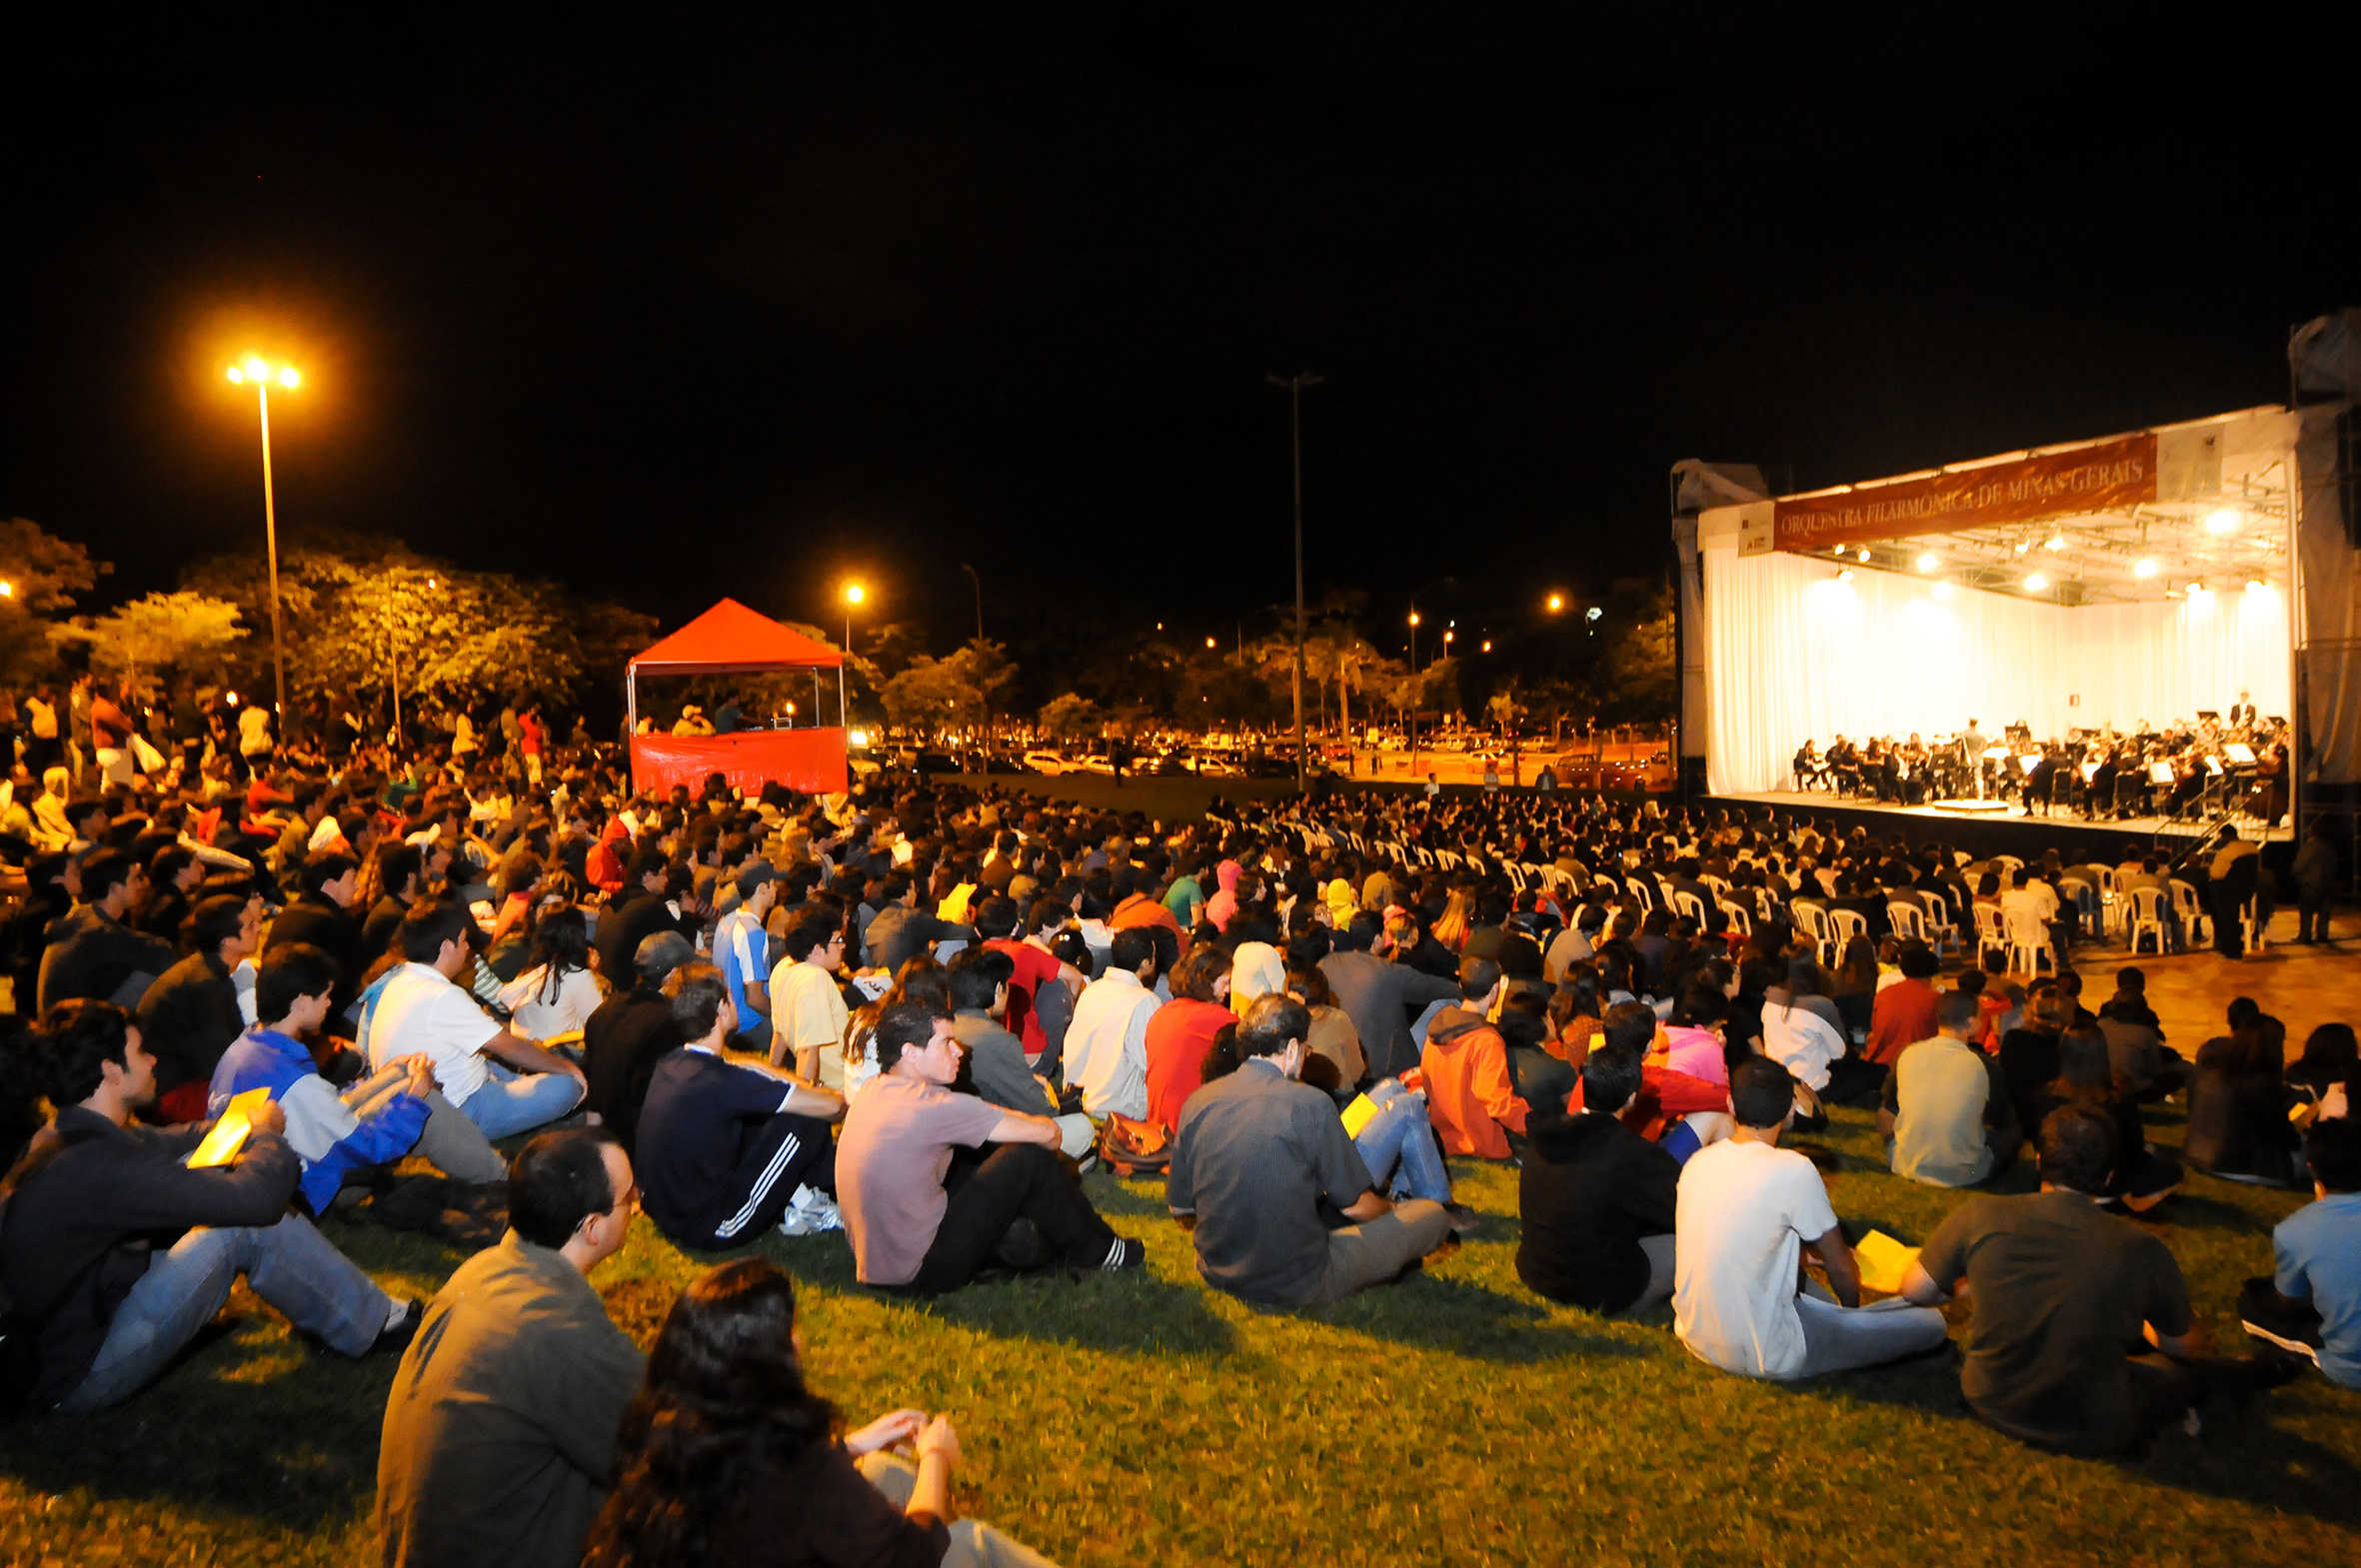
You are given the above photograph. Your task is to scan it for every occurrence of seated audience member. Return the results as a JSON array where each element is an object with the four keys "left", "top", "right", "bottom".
[
  {"left": 1421, "top": 955, "right": 1530, "bottom": 1159},
  {"left": 495, "top": 906, "right": 603, "bottom": 1042},
  {"left": 1675, "top": 1055, "right": 1949, "bottom": 1380},
  {"left": 949, "top": 947, "right": 1096, "bottom": 1157},
  {"left": 1864, "top": 942, "right": 1942, "bottom": 1069},
  {"left": 136, "top": 891, "right": 262, "bottom": 1121},
  {"left": 363, "top": 899, "right": 588, "bottom": 1155},
  {"left": 1498, "top": 983, "right": 1573, "bottom": 1116},
  {"left": 0, "top": 1000, "right": 417, "bottom": 1414},
  {"left": 978, "top": 892, "right": 1085, "bottom": 1067},
  {"left": 1065, "top": 927, "right": 1164, "bottom": 1120},
  {"left": 581, "top": 930, "right": 696, "bottom": 1154},
  {"left": 2185, "top": 1008, "right": 2304, "bottom": 1186},
  {"left": 1322, "top": 910, "right": 1461, "bottom": 1079},
  {"left": 708, "top": 860, "right": 776, "bottom": 1055},
  {"left": 584, "top": 1258, "right": 1056, "bottom": 1568},
  {"left": 265, "top": 851, "right": 368, "bottom": 1020},
  {"left": 635, "top": 962, "right": 845, "bottom": 1249},
  {"left": 1291, "top": 952, "right": 1367, "bottom": 1088},
  {"left": 2033, "top": 1024, "right": 2182, "bottom": 1211},
  {"left": 1518, "top": 1041, "right": 1679, "bottom": 1316},
  {"left": 2097, "top": 967, "right": 2188, "bottom": 1102},
  {"left": 1760, "top": 953, "right": 1845, "bottom": 1037},
  {"left": 1879, "top": 990, "right": 2020, "bottom": 1188},
  {"left": 1169, "top": 993, "right": 1454, "bottom": 1306},
  {"left": 1143, "top": 943, "right": 1233, "bottom": 1130},
  {"left": 210, "top": 942, "right": 436, "bottom": 1215},
  {"left": 35, "top": 845, "right": 179, "bottom": 1012},
  {"left": 1903, "top": 1105, "right": 2301, "bottom": 1453},
  {"left": 1995, "top": 987, "right": 2071, "bottom": 1137},
  {"left": 838, "top": 1002, "right": 1140, "bottom": 1293},
  {"left": 767, "top": 911, "right": 851, "bottom": 1086},
  {"left": 2240, "top": 1113, "right": 2361, "bottom": 1386},
  {"left": 378, "top": 1129, "right": 649, "bottom": 1568}
]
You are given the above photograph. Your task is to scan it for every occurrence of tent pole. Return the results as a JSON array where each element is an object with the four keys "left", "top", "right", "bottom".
[{"left": 627, "top": 666, "right": 637, "bottom": 735}]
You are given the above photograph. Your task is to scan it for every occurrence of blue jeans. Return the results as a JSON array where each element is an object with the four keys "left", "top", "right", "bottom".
[
  {"left": 459, "top": 1058, "right": 585, "bottom": 1141},
  {"left": 1354, "top": 1079, "right": 1452, "bottom": 1204},
  {"left": 58, "top": 1215, "right": 390, "bottom": 1412}
]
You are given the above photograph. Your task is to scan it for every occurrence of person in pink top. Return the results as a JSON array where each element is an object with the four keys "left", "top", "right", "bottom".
[
  {"left": 1660, "top": 983, "right": 1733, "bottom": 1086},
  {"left": 1146, "top": 947, "right": 1233, "bottom": 1130},
  {"left": 1204, "top": 860, "right": 1242, "bottom": 932}
]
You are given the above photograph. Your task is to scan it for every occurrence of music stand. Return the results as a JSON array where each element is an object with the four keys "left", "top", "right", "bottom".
[{"left": 2223, "top": 743, "right": 2256, "bottom": 766}]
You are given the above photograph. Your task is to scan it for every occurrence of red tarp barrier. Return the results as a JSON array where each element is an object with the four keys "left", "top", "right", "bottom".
[{"left": 630, "top": 729, "right": 848, "bottom": 796}]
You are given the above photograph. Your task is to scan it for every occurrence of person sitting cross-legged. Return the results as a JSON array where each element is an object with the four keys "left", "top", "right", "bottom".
[
  {"left": 377, "top": 1128, "right": 649, "bottom": 1568},
  {"left": 0, "top": 999, "right": 418, "bottom": 1414},
  {"left": 1421, "top": 954, "right": 1529, "bottom": 1160},
  {"left": 634, "top": 961, "right": 845, "bottom": 1250},
  {"left": 208, "top": 941, "right": 437, "bottom": 1216},
  {"left": 1518, "top": 1039, "right": 1679, "bottom": 1316},
  {"left": 837, "top": 1001, "right": 1141, "bottom": 1293},
  {"left": 1169, "top": 992, "right": 1456, "bottom": 1306},
  {"left": 1675, "top": 1054, "right": 1950, "bottom": 1380},
  {"left": 362, "top": 899, "right": 588, "bottom": 1179},
  {"left": 1902, "top": 1104, "right": 2304, "bottom": 1452},
  {"left": 947, "top": 946, "right": 1096, "bottom": 1158},
  {"left": 2239, "top": 1109, "right": 2361, "bottom": 1388},
  {"left": 1879, "top": 988, "right": 2021, "bottom": 1188}
]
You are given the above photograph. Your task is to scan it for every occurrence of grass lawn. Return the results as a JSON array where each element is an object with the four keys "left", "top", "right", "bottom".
[{"left": 2, "top": 1099, "right": 2357, "bottom": 1567}]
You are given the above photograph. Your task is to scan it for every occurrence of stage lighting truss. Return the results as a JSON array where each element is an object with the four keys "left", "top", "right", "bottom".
[{"left": 1823, "top": 464, "right": 2291, "bottom": 606}]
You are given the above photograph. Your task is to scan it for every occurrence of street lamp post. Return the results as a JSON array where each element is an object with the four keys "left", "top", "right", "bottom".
[
  {"left": 841, "top": 584, "right": 864, "bottom": 730},
  {"left": 1267, "top": 373, "right": 1323, "bottom": 789},
  {"left": 226, "top": 357, "right": 299, "bottom": 739}
]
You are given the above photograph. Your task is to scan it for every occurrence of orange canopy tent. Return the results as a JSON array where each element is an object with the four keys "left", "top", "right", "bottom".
[{"left": 626, "top": 599, "right": 849, "bottom": 795}]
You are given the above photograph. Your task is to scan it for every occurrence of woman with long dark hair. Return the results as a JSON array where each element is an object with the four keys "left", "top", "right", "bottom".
[
  {"left": 584, "top": 1257, "right": 1055, "bottom": 1568},
  {"left": 2186, "top": 1009, "right": 2304, "bottom": 1185},
  {"left": 497, "top": 905, "right": 602, "bottom": 1039},
  {"left": 2036, "top": 1024, "right": 2182, "bottom": 1211}
]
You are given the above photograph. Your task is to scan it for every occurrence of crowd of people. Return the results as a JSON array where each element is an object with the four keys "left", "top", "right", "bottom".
[{"left": 0, "top": 696, "right": 2350, "bottom": 1565}]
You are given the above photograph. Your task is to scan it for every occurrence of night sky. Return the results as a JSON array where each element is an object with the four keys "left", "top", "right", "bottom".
[{"left": 4, "top": 9, "right": 2355, "bottom": 663}]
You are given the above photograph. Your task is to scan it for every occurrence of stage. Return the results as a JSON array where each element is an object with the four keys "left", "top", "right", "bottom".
[{"left": 1704, "top": 788, "right": 2293, "bottom": 869}]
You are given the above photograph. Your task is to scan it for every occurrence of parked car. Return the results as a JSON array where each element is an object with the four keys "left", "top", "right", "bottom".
[
  {"left": 1072, "top": 753, "right": 1116, "bottom": 775},
  {"left": 1021, "top": 749, "right": 1070, "bottom": 774}
]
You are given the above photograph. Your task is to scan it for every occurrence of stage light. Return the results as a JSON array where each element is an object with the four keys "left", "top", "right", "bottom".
[
  {"left": 2014, "top": 541, "right": 2030, "bottom": 554},
  {"left": 1856, "top": 548, "right": 1871, "bottom": 562},
  {"left": 1837, "top": 568, "right": 1854, "bottom": 581},
  {"left": 2185, "top": 581, "right": 2208, "bottom": 596},
  {"left": 1915, "top": 553, "right": 1938, "bottom": 572},
  {"left": 2133, "top": 559, "right": 2158, "bottom": 579},
  {"left": 2044, "top": 535, "right": 2064, "bottom": 552},
  {"left": 2024, "top": 573, "right": 2048, "bottom": 591},
  {"left": 1932, "top": 581, "right": 1954, "bottom": 600},
  {"left": 2244, "top": 578, "right": 2265, "bottom": 593},
  {"left": 2204, "top": 510, "right": 2239, "bottom": 536}
]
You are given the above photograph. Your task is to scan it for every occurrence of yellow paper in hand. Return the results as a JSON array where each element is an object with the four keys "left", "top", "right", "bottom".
[
  {"left": 1339, "top": 1094, "right": 1380, "bottom": 1138},
  {"left": 185, "top": 1086, "right": 274, "bottom": 1169},
  {"left": 1853, "top": 1229, "right": 1920, "bottom": 1296}
]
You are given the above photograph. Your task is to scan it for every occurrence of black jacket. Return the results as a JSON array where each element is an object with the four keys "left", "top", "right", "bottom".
[
  {"left": 1515, "top": 1107, "right": 1678, "bottom": 1313},
  {"left": 36, "top": 904, "right": 180, "bottom": 1014},
  {"left": 0, "top": 1107, "right": 300, "bottom": 1407},
  {"left": 581, "top": 986, "right": 683, "bottom": 1154},
  {"left": 136, "top": 951, "right": 244, "bottom": 1096},
  {"left": 265, "top": 895, "right": 366, "bottom": 1018},
  {"left": 593, "top": 891, "right": 681, "bottom": 986}
]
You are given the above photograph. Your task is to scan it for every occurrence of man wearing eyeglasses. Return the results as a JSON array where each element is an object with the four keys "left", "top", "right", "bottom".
[
  {"left": 377, "top": 1127, "right": 647, "bottom": 1568},
  {"left": 770, "top": 911, "right": 852, "bottom": 1088}
]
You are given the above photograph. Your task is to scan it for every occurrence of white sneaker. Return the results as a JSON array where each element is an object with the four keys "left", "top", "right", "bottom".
[{"left": 777, "top": 1185, "right": 844, "bottom": 1237}]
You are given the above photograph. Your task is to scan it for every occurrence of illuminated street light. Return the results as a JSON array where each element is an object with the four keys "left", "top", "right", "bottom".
[
  {"left": 841, "top": 584, "right": 865, "bottom": 729},
  {"left": 1545, "top": 594, "right": 1563, "bottom": 613},
  {"left": 0, "top": 582, "right": 12, "bottom": 598},
  {"left": 1204, "top": 636, "right": 1217, "bottom": 649},
  {"left": 226, "top": 355, "right": 300, "bottom": 733},
  {"left": 1480, "top": 640, "right": 1491, "bottom": 653},
  {"left": 1407, "top": 611, "right": 1420, "bottom": 627}
]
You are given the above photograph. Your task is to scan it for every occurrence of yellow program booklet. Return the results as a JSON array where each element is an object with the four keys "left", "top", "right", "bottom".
[
  {"left": 185, "top": 1086, "right": 274, "bottom": 1169},
  {"left": 1853, "top": 1229, "right": 1921, "bottom": 1296}
]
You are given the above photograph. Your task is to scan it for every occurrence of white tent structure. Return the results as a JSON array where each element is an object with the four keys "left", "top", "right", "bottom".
[{"left": 1677, "top": 395, "right": 2358, "bottom": 814}]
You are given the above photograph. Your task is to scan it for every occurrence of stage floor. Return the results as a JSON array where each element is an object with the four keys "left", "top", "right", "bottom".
[{"left": 1719, "top": 789, "right": 2292, "bottom": 844}]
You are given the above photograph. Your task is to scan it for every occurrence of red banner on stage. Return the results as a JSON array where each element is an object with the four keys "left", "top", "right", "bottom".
[
  {"left": 630, "top": 728, "right": 849, "bottom": 796},
  {"left": 1773, "top": 433, "right": 2157, "bottom": 553}
]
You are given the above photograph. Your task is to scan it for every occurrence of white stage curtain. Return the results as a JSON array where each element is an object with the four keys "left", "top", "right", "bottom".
[{"left": 1701, "top": 546, "right": 2290, "bottom": 794}]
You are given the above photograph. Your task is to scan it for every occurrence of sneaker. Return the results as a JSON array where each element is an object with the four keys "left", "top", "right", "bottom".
[
  {"left": 777, "top": 1185, "right": 845, "bottom": 1237},
  {"left": 372, "top": 1297, "right": 426, "bottom": 1357},
  {"left": 1101, "top": 1237, "right": 1146, "bottom": 1271},
  {"left": 1441, "top": 1201, "right": 1482, "bottom": 1236}
]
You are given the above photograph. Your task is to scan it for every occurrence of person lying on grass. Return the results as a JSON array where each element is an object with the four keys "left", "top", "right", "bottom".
[
  {"left": 836, "top": 1001, "right": 1142, "bottom": 1292},
  {"left": 585, "top": 1256, "right": 1063, "bottom": 1568},
  {"left": 1903, "top": 1103, "right": 2305, "bottom": 1453},
  {"left": 1168, "top": 992, "right": 1459, "bottom": 1307}
]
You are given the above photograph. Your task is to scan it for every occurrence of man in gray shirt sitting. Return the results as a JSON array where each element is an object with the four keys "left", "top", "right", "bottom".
[{"left": 1167, "top": 992, "right": 1453, "bottom": 1306}]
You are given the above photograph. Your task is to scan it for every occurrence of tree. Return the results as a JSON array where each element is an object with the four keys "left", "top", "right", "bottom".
[
  {"left": 1597, "top": 583, "right": 1676, "bottom": 722},
  {"left": 879, "top": 657, "right": 982, "bottom": 742},
  {"left": 0, "top": 518, "right": 108, "bottom": 689},
  {"left": 1037, "top": 692, "right": 1101, "bottom": 740},
  {"left": 51, "top": 592, "right": 247, "bottom": 699}
]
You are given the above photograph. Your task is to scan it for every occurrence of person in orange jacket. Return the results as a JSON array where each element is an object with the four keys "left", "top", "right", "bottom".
[{"left": 1421, "top": 955, "right": 1528, "bottom": 1160}]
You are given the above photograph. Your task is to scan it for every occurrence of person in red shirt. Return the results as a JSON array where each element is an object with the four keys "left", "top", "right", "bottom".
[
  {"left": 1108, "top": 866, "right": 1187, "bottom": 956},
  {"left": 1864, "top": 942, "right": 1943, "bottom": 1067},
  {"left": 1421, "top": 956, "right": 1529, "bottom": 1160},
  {"left": 1145, "top": 947, "right": 1233, "bottom": 1130},
  {"left": 975, "top": 895, "right": 1084, "bottom": 1066}
]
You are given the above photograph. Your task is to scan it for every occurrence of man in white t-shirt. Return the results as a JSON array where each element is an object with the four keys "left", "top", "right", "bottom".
[
  {"left": 1063, "top": 928, "right": 1163, "bottom": 1120},
  {"left": 364, "top": 900, "right": 587, "bottom": 1156},
  {"left": 1674, "top": 1056, "right": 1949, "bottom": 1379}
]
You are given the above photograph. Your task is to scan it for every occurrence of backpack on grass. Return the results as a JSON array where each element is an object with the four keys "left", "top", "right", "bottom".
[{"left": 1097, "top": 1112, "right": 1171, "bottom": 1177}]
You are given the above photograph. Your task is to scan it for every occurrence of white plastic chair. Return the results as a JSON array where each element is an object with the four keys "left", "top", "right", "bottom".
[
  {"left": 1886, "top": 901, "right": 1929, "bottom": 944},
  {"left": 1625, "top": 877, "right": 1655, "bottom": 910},
  {"left": 1973, "top": 903, "right": 2007, "bottom": 969},
  {"left": 2240, "top": 895, "right": 2267, "bottom": 953},
  {"left": 2092, "top": 866, "right": 2122, "bottom": 935},
  {"left": 1827, "top": 906, "right": 1870, "bottom": 956},
  {"left": 1717, "top": 898, "right": 1753, "bottom": 939},
  {"left": 2170, "top": 879, "right": 2208, "bottom": 945},
  {"left": 1795, "top": 903, "right": 1839, "bottom": 966},
  {"left": 2004, "top": 906, "right": 2051, "bottom": 976},
  {"left": 1673, "top": 889, "right": 1708, "bottom": 928},
  {"left": 2125, "top": 886, "right": 2168, "bottom": 955}
]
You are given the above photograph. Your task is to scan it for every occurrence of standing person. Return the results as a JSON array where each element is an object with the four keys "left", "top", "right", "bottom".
[
  {"left": 21, "top": 684, "right": 60, "bottom": 781},
  {"left": 837, "top": 1003, "right": 1141, "bottom": 1293},
  {"left": 2291, "top": 821, "right": 2338, "bottom": 945},
  {"left": 1675, "top": 1056, "right": 1950, "bottom": 1379},
  {"left": 583, "top": 1258, "right": 1059, "bottom": 1568},
  {"left": 1903, "top": 1106, "right": 2302, "bottom": 1452},
  {"left": 89, "top": 683, "right": 135, "bottom": 786},
  {"left": 377, "top": 1129, "right": 648, "bottom": 1568},
  {"left": 519, "top": 703, "right": 545, "bottom": 786},
  {"left": 67, "top": 672, "right": 93, "bottom": 784},
  {"left": 0, "top": 1000, "right": 417, "bottom": 1414},
  {"left": 236, "top": 695, "right": 276, "bottom": 776}
]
